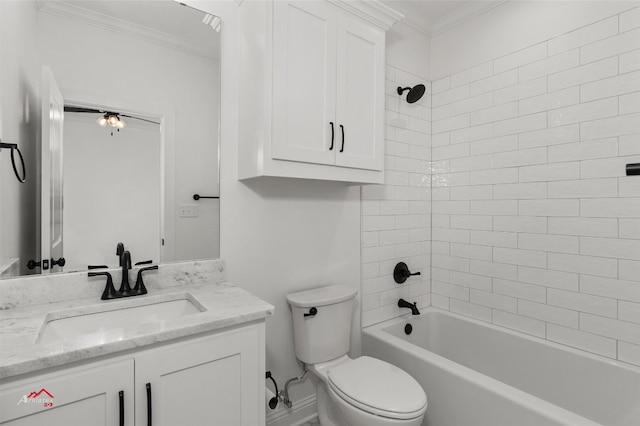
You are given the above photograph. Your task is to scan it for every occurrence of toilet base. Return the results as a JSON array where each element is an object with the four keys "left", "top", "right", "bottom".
[{"left": 310, "top": 368, "right": 425, "bottom": 426}]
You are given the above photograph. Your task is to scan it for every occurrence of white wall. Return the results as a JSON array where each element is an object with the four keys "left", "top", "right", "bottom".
[
  {"left": 431, "top": 1, "right": 639, "bottom": 80},
  {"left": 192, "top": 2, "right": 429, "bottom": 420},
  {"left": 429, "top": 2, "right": 640, "bottom": 367},
  {"left": 386, "top": 21, "right": 430, "bottom": 80},
  {"left": 63, "top": 116, "right": 161, "bottom": 270},
  {"left": 37, "top": 5, "right": 220, "bottom": 264},
  {"left": 361, "top": 21, "right": 432, "bottom": 327},
  {"left": 0, "top": 1, "right": 40, "bottom": 277},
  {"left": 361, "top": 70, "right": 431, "bottom": 327}
]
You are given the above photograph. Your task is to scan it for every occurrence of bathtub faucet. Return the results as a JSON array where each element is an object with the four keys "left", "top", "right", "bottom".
[{"left": 398, "top": 298, "right": 420, "bottom": 315}]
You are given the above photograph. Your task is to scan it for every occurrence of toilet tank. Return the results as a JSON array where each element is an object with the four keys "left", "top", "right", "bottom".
[{"left": 287, "top": 285, "right": 357, "bottom": 364}]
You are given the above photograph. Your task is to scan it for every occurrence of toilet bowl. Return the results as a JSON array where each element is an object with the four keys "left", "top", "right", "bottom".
[
  {"left": 286, "top": 285, "right": 427, "bottom": 426},
  {"left": 311, "top": 355, "right": 427, "bottom": 426}
]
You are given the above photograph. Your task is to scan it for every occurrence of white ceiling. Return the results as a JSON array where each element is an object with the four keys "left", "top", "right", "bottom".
[
  {"left": 42, "top": 0, "right": 219, "bottom": 59},
  {"left": 45, "top": 0, "right": 506, "bottom": 49},
  {"left": 64, "top": 0, "right": 217, "bottom": 42},
  {"left": 382, "top": 0, "right": 506, "bottom": 36}
]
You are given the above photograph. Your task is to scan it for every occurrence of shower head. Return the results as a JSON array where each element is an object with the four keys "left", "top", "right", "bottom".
[{"left": 397, "top": 84, "right": 426, "bottom": 104}]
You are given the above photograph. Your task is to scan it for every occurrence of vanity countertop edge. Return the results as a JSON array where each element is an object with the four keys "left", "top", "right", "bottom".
[{"left": 0, "top": 281, "right": 274, "bottom": 380}]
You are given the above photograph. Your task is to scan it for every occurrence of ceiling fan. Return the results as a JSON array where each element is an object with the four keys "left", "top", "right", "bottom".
[{"left": 64, "top": 106, "right": 160, "bottom": 135}]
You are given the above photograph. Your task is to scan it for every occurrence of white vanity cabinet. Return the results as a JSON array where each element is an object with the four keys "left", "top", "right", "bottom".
[
  {"left": 135, "top": 324, "right": 263, "bottom": 426},
  {"left": 0, "top": 323, "right": 265, "bottom": 426},
  {"left": 0, "top": 359, "right": 135, "bottom": 426},
  {"left": 238, "top": 0, "right": 401, "bottom": 183}
]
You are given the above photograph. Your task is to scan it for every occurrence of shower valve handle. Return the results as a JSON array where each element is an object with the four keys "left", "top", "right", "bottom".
[{"left": 394, "top": 262, "right": 420, "bottom": 284}]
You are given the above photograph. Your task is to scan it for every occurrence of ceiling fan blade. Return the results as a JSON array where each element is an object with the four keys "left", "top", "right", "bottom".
[
  {"left": 64, "top": 106, "right": 103, "bottom": 114},
  {"left": 120, "top": 114, "right": 160, "bottom": 125}
]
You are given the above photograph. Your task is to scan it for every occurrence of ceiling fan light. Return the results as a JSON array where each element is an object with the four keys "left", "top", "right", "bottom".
[
  {"left": 97, "top": 116, "right": 107, "bottom": 127},
  {"left": 107, "top": 114, "right": 119, "bottom": 127},
  {"left": 116, "top": 119, "right": 125, "bottom": 128}
]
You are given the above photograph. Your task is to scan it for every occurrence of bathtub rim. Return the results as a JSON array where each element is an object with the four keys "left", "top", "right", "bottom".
[
  {"left": 362, "top": 307, "right": 640, "bottom": 426},
  {"left": 364, "top": 307, "right": 640, "bottom": 373}
]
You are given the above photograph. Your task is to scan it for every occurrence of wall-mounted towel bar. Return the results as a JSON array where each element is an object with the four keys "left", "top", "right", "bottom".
[
  {"left": 193, "top": 194, "right": 220, "bottom": 200},
  {"left": 626, "top": 163, "right": 640, "bottom": 176}
]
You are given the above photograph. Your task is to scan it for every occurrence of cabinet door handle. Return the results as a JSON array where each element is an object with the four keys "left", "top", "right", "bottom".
[
  {"left": 340, "top": 124, "right": 345, "bottom": 152},
  {"left": 146, "top": 382, "right": 152, "bottom": 426},
  {"left": 119, "top": 390, "right": 124, "bottom": 426},
  {"left": 329, "top": 122, "right": 334, "bottom": 150}
]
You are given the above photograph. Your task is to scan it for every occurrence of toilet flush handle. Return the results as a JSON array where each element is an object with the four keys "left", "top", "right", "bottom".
[{"left": 304, "top": 307, "right": 317, "bottom": 318}]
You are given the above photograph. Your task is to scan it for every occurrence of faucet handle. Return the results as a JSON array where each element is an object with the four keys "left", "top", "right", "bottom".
[
  {"left": 394, "top": 262, "right": 421, "bottom": 284},
  {"left": 132, "top": 265, "right": 158, "bottom": 296},
  {"left": 135, "top": 260, "right": 153, "bottom": 266},
  {"left": 89, "top": 271, "right": 119, "bottom": 300}
]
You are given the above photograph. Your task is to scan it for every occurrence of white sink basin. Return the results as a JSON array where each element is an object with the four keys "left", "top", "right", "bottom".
[{"left": 37, "top": 294, "right": 205, "bottom": 344}]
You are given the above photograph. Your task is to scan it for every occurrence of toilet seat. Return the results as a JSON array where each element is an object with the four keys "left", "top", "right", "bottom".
[{"left": 327, "top": 356, "right": 427, "bottom": 420}]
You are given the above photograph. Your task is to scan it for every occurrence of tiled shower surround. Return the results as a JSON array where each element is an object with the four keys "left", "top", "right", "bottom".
[
  {"left": 362, "top": 7, "right": 640, "bottom": 368},
  {"left": 361, "top": 65, "right": 432, "bottom": 327}
]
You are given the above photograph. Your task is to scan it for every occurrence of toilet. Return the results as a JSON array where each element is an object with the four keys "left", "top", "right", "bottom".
[{"left": 287, "top": 285, "right": 427, "bottom": 426}]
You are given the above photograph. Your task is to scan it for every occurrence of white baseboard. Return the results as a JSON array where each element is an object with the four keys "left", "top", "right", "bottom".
[{"left": 266, "top": 394, "right": 317, "bottom": 426}]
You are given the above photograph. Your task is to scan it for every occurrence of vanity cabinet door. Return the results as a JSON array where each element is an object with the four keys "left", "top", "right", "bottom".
[
  {"left": 272, "top": 0, "right": 337, "bottom": 166},
  {"left": 134, "top": 324, "right": 264, "bottom": 426},
  {"left": 0, "top": 359, "right": 134, "bottom": 426}
]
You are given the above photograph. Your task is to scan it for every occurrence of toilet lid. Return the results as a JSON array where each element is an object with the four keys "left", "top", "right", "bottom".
[{"left": 327, "top": 356, "right": 427, "bottom": 420}]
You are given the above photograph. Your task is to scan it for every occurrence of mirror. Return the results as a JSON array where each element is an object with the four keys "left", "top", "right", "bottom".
[{"left": 0, "top": 0, "right": 220, "bottom": 279}]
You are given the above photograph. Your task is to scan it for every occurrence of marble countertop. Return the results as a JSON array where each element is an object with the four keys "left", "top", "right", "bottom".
[{"left": 0, "top": 280, "right": 274, "bottom": 379}]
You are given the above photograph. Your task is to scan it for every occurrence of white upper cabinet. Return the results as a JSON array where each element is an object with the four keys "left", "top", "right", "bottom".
[
  {"left": 272, "top": 1, "right": 337, "bottom": 166},
  {"left": 238, "top": 0, "right": 401, "bottom": 184},
  {"left": 335, "top": 12, "right": 384, "bottom": 171}
]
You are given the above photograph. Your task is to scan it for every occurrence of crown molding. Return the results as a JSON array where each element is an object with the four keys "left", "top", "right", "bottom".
[
  {"left": 429, "top": 0, "right": 508, "bottom": 37},
  {"left": 397, "top": 0, "right": 507, "bottom": 38},
  {"left": 329, "top": 0, "right": 404, "bottom": 31},
  {"left": 38, "top": 1, "right": 218, "bottom": 60}
]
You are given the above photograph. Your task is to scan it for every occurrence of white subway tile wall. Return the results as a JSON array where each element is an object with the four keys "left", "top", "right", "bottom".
[
  {"left": 363, "top": 7, "right": 640, "bottom": 368},
  {"left": 429, "top": 9, "right": 640, "bottom": 367},
  {"left": 361, "top": 66, "right": 431, "bottom": 327}
]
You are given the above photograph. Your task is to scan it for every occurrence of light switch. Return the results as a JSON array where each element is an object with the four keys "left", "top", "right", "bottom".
[{"left": 179, "top": 204, "right": 199, "bottom": 218}]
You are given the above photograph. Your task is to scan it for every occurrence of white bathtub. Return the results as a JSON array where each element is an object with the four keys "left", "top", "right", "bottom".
[{"left": 362, "top": 308, "right": 640, "bottom": 426}]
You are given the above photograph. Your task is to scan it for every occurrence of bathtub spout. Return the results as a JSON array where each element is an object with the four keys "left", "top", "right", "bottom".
[{"left": 398, "top": 298, "right": 420, "bottom": 315}]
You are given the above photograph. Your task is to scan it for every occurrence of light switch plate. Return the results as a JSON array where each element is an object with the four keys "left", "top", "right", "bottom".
[{"left": 178, "top": 204, "right": 199, "bottom": 218}]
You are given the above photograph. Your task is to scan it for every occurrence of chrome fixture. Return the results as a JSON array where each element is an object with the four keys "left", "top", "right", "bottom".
[
  {"left": 397, "top": 84, "right": 426, "bottom": 103},
  {"left": 277, "top": 366, "right": 309, "bottom": 408}
]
